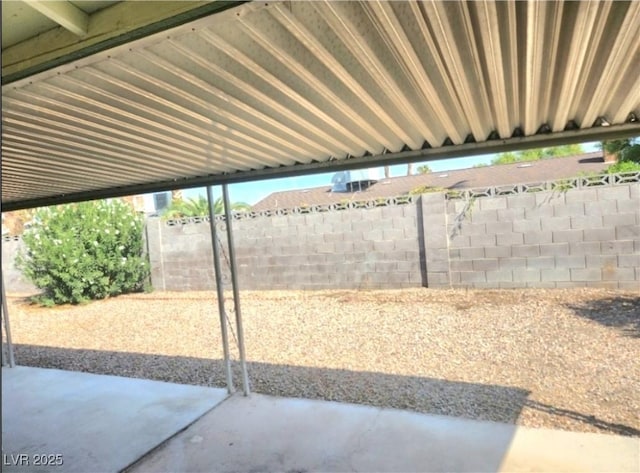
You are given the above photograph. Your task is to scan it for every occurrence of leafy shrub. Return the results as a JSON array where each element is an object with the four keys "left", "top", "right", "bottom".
[
  {"left": 17, "top": 200, "right": 150, "bottom": 306},
  {"left": 602, "top": 138, "right": 640, "bottom": 164},
  {"left": 606, "top": 160, "right": 640, "bottom": 173},
  {"left": 409, "top": 185, "right": 445, "bottom": 195}
]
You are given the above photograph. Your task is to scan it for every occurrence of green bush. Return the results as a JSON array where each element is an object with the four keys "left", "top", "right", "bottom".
[
  {"left": 17, "top": 200, "right": 150, "bottom": 306},
  {"left": 409, "top": 185, "right": 445, "bottom": 195},
  {"left": 602, "top": 138, "right": 640, "bottom": 164},
  {"left": 606, "top": 160, "right": 640, "bottom": 174}
]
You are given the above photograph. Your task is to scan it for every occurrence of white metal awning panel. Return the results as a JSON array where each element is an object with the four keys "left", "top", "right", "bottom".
[{"left": 2, "top": 0, "right": 640, "bottom": 209}]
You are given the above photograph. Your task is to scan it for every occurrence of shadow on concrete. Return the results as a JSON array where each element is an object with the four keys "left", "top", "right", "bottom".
[
  {"left": 12, "top": 343, "right": 640, "bottom": 437},
  {"left": 565, "top": 294, "right": 640, "bottom": 338},
  {"left": 2, "top": 366, "right": 228, "bottom": 473},
  {"left": 4, "top": 366, "right": 521, "bottom": 473}
]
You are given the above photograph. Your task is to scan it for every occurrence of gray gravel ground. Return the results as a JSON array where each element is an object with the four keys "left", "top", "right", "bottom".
[{"left": 4, "top": 288, "right": 639, "bottom": 436}]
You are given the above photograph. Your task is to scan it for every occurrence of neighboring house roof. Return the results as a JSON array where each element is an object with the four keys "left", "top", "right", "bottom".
[{"left": 252, "top": 152, "right": 609, "bottom": 211}]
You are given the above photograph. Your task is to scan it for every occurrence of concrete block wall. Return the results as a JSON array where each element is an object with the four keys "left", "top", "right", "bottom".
[
  {"left": 146, "top": 203, "right": 424, "bottom": 291},
  {"left": 419, "top": 194, "right": 450, "bottom": 287},
  {"left": 445, "top": 183, "right": 640, "bottom": 289},
  {"left": 146, "top": 218, "right": 218, "bottom": 291},
  {"left": 3, "top": 182, "right": 638, "bottom": 293}
]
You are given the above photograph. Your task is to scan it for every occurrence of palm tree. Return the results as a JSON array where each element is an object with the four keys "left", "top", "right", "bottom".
[{"left": 162, "top": 196, "right": 250, "bottom": 219}]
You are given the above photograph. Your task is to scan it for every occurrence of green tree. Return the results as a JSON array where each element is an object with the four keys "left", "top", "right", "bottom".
[
  {"left": 602, "top": 138, "right": 640, "bottom": 163},
  {"left": 543, "top": 143, "right": 584, "bottom": 157},
  {"left": 16, "top": 200, "right": 149, "bottom": 306},
  {"left": 605, "top": 160, "right": 640, "bottom": 173},
  {"left": 602, "top": 137, "right": 640, "bottom": 173},
  {"left": 162, "top": 195, "right": 250, "bottom": 220},
  {"left": 492, "top": 151, "right": 519, "bottom": 165},
  {"left": 491, "top": 144, "right": 584, "bottom": 165},
  {"left": 417, "top": 164, "right": 432, "bottom": 174}
]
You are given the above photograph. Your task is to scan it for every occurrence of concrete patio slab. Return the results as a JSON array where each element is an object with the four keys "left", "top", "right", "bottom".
[
  {"left": 129, "top": 392, "right": 640, "bottom": 473},
  {"left": 2, "top": 366, "right": 228, "bottom": 473},
  {"left": 3, "top": 367, "right": 638, "bottom": 473}
]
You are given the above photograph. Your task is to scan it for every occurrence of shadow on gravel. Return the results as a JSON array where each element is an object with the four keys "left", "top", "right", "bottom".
[
  {"left": 10, "top": 343, "right": 640, "bottom": 437},
  {"left": 13, "top": 344, "right": 526, "bottom": 423},
  {"left": 526, "top": 400, "right": 640, "bottom": 437},
  {"left": 566, "top": 295, "right": 640, "bottom": 338}
]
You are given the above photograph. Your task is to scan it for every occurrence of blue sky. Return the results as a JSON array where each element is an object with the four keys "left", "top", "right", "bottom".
[{"left": 187, "top": 141, "right": 600, "bottom": 205}]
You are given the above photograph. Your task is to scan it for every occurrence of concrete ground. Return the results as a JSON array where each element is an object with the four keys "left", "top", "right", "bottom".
[
  {"left": 2, "top": 366, "right": 228, "bottom": 473},
  {"left": 129, "top": 393, "right": 639, "bottom": 473},
  {"left": 3, "top": 366, "right": 638, "bottom": 473}
]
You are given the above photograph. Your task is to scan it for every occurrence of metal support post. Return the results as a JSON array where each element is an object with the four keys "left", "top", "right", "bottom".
[
  {"left": 1, "top": 270, "right": 16, "bottom": 367},
  {"left": 207, "top": 186, "right": 234, "bottom": 394},
  {"left": 222, "top": 184, "right": 250, "bottom": 396}
]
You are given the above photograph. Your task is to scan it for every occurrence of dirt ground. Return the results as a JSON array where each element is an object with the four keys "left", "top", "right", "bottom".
[{"left": 3, "top": 287, "right": 639, "bottom": 437}]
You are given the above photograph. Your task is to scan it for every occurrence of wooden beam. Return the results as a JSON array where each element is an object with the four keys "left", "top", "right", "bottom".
[
  {"left": 2, "top": 2, "right": 244, "bottom": 83},
  {"left": 24, "top": 0, "right": 89, "bottom": 37}
]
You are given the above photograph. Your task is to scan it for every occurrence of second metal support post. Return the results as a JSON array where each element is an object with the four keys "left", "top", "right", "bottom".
[
  {"left": 222, "top": 184, "right": 250, "bottom": 396},
  {"left": 207, "top": 186, "right": 234, "bottom": 394}
]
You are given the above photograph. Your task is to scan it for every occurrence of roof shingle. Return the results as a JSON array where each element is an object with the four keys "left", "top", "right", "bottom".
[{"left": 252, "top": 152, "right": 608, "bottom": 211}]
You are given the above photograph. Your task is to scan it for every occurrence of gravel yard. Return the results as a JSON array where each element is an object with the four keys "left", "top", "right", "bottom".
[{"left": 4, "top": 288, "right": 639, "bottom": 436}]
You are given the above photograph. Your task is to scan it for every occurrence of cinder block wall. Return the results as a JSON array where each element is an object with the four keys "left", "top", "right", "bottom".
[
  {"left": 146, "top": 203, "right": 424, "bottom": 291},
  {"left": 444, "top": 183, "right": 639, "bottom": 289},
  {"left": 3, "top": 182, "right": 638, "bottom": 292},
  {"left": 145, "top": 218, "right": 217, "bottom": 291}
]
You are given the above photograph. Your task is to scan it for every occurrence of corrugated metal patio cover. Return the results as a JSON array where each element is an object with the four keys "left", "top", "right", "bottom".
[{"left": 2, "top": 0, "right": 640, "bottom": 210}]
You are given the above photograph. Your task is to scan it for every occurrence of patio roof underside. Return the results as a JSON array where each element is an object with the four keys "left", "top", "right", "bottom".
[{"left": 2, "top": 0, "right": 640, "bottom": 212}]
